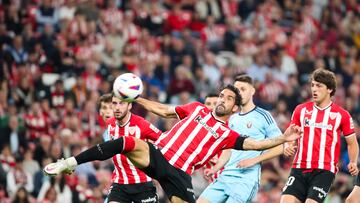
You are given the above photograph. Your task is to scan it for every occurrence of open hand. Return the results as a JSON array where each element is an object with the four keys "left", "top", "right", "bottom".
[
  {"left": 203, "top": 168, "right": 215, "bottom": 181},
  {"left": 283, "top": 124, "right": 302, "bottom": 142},
  {"left": 284, "top": 142, "right": 297, "bottom": 157}
]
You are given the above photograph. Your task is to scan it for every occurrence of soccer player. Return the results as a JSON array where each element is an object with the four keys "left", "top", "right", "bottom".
[
  {"left": 281, "top": 69, "right": 359, "bottom": 203},
  {"left": 100, "top": 93, "right": 161, "bottom": 203},
  {"left": 44, "top": 85, "right": 302, "bottom": 203},
  {"left": 346, "top": 174, "right": 360, "bottom": 203},
  {"left": 202, "top": 93, "right": 223, "bottom": 182},
  {"left": 204, "top": 93, "right": 218, "bottom": 111},
  {"left": 97, "top": 93, "right": 113, "bottom": 142},
  {"left": 198, "top": 75, "right": 284, "bottom": 203}
]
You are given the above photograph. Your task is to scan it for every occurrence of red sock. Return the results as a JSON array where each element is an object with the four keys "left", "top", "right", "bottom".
[{"left": 123, "top": 136, "right": 136, "bottom": 153}]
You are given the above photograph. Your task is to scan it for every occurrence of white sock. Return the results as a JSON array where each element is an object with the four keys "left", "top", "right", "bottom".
[{"left": 66, "top": 157, "right": 78, "bottom": 167}]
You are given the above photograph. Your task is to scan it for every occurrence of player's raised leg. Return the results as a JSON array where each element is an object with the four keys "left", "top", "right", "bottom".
[{"left": 43, "top": 136, "right": 150, "bottom": 176}]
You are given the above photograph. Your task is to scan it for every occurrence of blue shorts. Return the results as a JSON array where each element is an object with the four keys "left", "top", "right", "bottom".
[{"left": 199, "top": 177, "right": 259, "bottom": 203}]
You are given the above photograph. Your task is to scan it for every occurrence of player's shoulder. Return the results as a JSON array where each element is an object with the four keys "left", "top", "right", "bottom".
[
  {"left": 130, "top": 114, "right": 147, "bottom": 124},
  {"left": 331, "top": 103, "right": 351, "bottom": 116},
  {"left": 253, "top": 106, "right": 275, "bottom": 124}
]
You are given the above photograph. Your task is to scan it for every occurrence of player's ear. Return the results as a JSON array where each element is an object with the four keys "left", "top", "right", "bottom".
[
  {"left": 251, "top": 86, "right": 256, "bottom": 95},
  {"left": 128, "top": 102, "right": 132, "bottom": 110},
  {"left": 232, "top": 104, "right": 239, "bottom": 113}
]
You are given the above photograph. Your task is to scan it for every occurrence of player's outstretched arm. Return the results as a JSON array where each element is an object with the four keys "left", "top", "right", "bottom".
[
  {"left": 136, "top": 97, "right": 177, "bottom": 118},
  {"left": 242, "top": 124, "right": 302, "bottom": 151},
  {"left": 237, "top": 145, "right": 283, "bottom": 168},
  {"left": 345, "top": 134, "right": 359, "bottom": 176},
  {"left": 204, "top": 150, "right": 231, "bottom": 178}
]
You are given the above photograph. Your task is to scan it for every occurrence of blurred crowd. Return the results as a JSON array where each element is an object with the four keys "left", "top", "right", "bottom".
[{"left": 0, "top": 0, "right": 360, "bottom": 202}]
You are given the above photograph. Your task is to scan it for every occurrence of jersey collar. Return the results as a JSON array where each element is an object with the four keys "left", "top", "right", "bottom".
[
  {"left": 211, "top": 112, "right": 226, "bottom": 124},
  {"left": 314, "top": 102, "right": 333, "bottom": 111},
  {"left": 117, "top": 113, "right": 132, "bottom": 127}
]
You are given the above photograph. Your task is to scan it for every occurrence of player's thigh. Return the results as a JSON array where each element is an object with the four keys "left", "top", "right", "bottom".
[
  {"left": 281, "top": 169, "right": 307, "bottom": 203},
  {"left": 226, "top": 181, "right": 259, "bottom": 203},
  {"left": 346, "top": 186, "right": 360, "bottom": 203},
  {"left": 124, "top": 138, "right": 150, "bottom": 168},
  {"left": 280, "top": 195, "right": 302, "bottom": 203},
  {"left": 198, "top": 180, "right": 228, "bottom": 203},
  {"left": 307, "top": 170, "right": 335, "bottom": 203}
]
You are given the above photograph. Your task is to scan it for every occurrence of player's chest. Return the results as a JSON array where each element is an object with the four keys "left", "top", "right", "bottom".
[
  {"left": 229, "top": 119, "right": 264, "bottom": 137},
  {"left": 301, "top": 110, "right": 340, "bottom": 131},
  {"left": 108, "top": 125, "right": 141, "bottom": 139}
]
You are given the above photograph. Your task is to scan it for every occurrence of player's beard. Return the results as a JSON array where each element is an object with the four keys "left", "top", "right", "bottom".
[
  {"left": 215, "top": 104, "right": 230, "bottom": 117},
  {"left": 114, "top": 112, "right": 126, "bottom": 122}
]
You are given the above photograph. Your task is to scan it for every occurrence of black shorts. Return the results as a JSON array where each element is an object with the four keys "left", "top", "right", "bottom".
[
  {"left": 141, "top": 143, "right": 195, "bottom": 203},
  {"left": 282, "top": 168, "right": 335, "bottom": 203},
  {"left": 356, "top": 174, "right": 360, "bottom": 186},
  {"left": 107, "top": 182, "right": 158, "bottom": 203}
]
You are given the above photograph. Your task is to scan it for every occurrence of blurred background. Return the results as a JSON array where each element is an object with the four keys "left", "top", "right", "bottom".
[{"left": 0, "top": 0, "right": 359, "bottom": 202}]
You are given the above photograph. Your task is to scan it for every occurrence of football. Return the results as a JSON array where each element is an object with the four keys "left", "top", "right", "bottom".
[{"left": 113, "top": 73, "right": 143, "bottom": 102}]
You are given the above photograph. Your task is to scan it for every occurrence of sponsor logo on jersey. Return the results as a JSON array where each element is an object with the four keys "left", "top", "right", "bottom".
[{"left": 304, "top": 118, "right": 333, "bottom": 130}]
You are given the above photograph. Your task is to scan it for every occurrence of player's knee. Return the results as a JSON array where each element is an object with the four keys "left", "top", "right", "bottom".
[
  {"left": 345, "top": 196, "right": 355, "bottom": 203},
  {"left": 196, "top": 198, "right": 211, "bottom": 203},
  {"left": 124, "top": 138, "right": 150, "bottom": 168},
  {"left": 170, "top": 196, "right": 187, "bottom": 203}
]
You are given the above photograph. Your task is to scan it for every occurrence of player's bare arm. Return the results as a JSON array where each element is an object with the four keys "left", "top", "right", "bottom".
[
  {"left": 237, "top": 144, "right": 283, "bottom": 168},
  {"left": 136, "top": 97, "right": 177, "bottom": 118},
  {"left": 242, "top": 124, "right": 302, "bottom": 151},
  {"left": 345, "top": 133, "right": 359, "bottom": 176},
  {"left": 204, "top": 149, "right": 231, "bottom": 177}
]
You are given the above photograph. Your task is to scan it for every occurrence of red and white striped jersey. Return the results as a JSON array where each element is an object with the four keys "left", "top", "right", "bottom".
[
  {"left": 107, "top": 114, "right": 162, "bottom": 184},
  {"left": 291, "top": 102, "right": 355, "bottom": 173},
  {"left": 155, "top": 102, "right": 243, "bottom": 175}
]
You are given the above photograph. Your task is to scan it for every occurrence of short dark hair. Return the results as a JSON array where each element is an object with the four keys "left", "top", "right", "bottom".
[
  {"left": 205, "top": 93, "right": 218, "bottom": 100},
  {"left": 221, "top": 84, "right": 242, "bottom": 107},
  {"left": 234, "top": 74, "right": 253, "bottom": 86},
  {"left": 311, "top": 69, "right": 337, "bottom": 96},
  {"left": 97, "top": 93, "right": 113, "bottom": 109}
]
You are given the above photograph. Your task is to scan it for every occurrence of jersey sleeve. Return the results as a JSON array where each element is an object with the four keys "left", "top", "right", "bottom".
[
  {"left": 175, "top": 102, "right": 203, "bottom": 120},
  {"left": 139, "top": 118, "right": 162, "bottom": 141},
  {"left": 224, "top": 130, "right": 247, "bottom": 150},
  {"left": 290, "top": 105, "right": 301, "bottom": 126},
  {"left": 340, "top": 110, "right": 355, "bottom": 137}
]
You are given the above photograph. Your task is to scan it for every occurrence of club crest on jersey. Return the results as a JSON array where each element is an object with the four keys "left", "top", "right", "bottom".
[
  {"left": 128, "top": 126, "right": 136, "bottom": 135},
  {"left": 246, "top": 122, "right": 252, "bottom": 128},
  {"left": 305, "top": 110, "right": 313, "bottom": 115},
  {"left": 304, "top": 118, "right": 333, "bottom": 130},
  {"left": 329, "top": 112, "right": 338, "bottom": 120}
]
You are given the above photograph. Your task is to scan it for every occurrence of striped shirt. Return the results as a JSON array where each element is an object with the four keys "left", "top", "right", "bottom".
[
  {"left": 291, "top": 102, "right": 355, "bottom": 173},
  {"left": 155, "top": 102, "right": 246, "bottom": 174},
  {"left": 107, "top": 115, "right": 161, "bottom": 184}
]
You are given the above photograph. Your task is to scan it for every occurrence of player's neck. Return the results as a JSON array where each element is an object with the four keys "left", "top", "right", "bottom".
[
  {"left": 315, "top": 98, "right": 332, "bottom": 109},
  {"left": 240, "top": 102, "right": 256, "bottom": 114},
  {"left": 212, "top": 112, "right": 228, "bottom": 123},
  {"left": 117, "top": 113, "right": 131, "bottom": 126}
]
